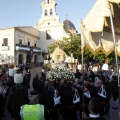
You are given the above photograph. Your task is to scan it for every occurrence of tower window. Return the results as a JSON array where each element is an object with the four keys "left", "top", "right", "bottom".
[
  {"left": 45, "top": 10, "right": 47, "bottom": 16},
  {"left": 47, "top": 0, "right": 49, "bottom": 4},
  {"left": 46, "top": 30, "right": 51, "bottom": 40},
  {"left": 50, "top": 9, "right": 53, "bottom": 16},
  {"left": 3, "top": 38, "right": 8, "bottom": 46}
]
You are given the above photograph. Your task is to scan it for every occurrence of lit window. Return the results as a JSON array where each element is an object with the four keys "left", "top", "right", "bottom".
[{"left": 46, "top": 30, "right": 51, "bottom": 40}]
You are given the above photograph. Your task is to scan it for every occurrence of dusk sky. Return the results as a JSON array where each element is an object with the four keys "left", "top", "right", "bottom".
[{"left": 0, "top": 0, "right": 96, "bottom": 33}]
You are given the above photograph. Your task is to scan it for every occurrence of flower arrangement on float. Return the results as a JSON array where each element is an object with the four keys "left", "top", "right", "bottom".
[{"left": 46, "top": 66, "right": 75, "bottom": 81}]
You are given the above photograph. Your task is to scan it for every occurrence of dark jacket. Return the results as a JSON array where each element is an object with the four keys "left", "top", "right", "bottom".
[
  {"left": 61, "top": 88, "right": 74, "bottom": 108},
  {"left": 32, "top": 76, "right": 39, "bottom": 90},
  {"left": 7, "top": 91, "right": 29, "bottom": 120},
  {"left": 43, "top": 90, "right": 54, "bottom": 109},
  {"left": 86, "top": 116, "right": 106, "bottom": 120}
]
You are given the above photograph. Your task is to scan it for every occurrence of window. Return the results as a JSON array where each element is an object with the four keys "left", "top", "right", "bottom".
[
  {"left": 3, "top": 38, "right": 8, "bottom": 46},
  {"left": 34, "top": 43, "right": 37, "bottom": 47},
  {"left": 50, "top": 9, "right": 53, "bottom": 16},
  {"left": 47, "top": 0, "right": 49, "bottom": 4},
  {"left": 45, "top": 10, "right": 47, "bottom": 16},
  {"left": 19, "top": 39, "right": 22, "bottom": 45},
  {"left": 28, "top": 41, "right": 30, "bottom": 46},
  {"left": 46, "top": 30, "right": 51, "bottom": 40}
]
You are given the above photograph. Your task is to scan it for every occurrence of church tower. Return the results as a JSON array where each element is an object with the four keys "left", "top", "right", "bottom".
[
  {"left": 35, "top": 0, "right": 68, "bottom": 62},
  {"left": 35, "top": 0, "right": 60, "bottom": 27}
]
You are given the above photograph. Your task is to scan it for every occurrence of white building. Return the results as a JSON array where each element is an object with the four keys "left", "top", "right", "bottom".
[{"left": 0, "top": 0, "right": 77, "bottom": 65}]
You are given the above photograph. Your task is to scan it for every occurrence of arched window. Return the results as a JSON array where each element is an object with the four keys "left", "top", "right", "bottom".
[
  {"left": 19, "top": 39, "right": 22, "bottom": 45},
  {"left": 18, "top": 54, "right": 23, "bottom": 64},
  {"left": 47, "top": 0, "right": 49, "bottom": 4},
  {"left": 50, "top": 9, "right": 53, "bottom": 16},
  {"left": 45, "top": 9, "right": 47, "bottom": 16},
  {"left": 34, "top": 43, "right": 36, "bottom": 47}
]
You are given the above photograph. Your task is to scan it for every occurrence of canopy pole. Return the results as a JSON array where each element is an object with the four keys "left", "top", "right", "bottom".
[
  {"left": 109, "top": 4, "right": 120, "bottom": 106},
  {"left": 80, "top": 20, "right": 85, "bottom": 112}
]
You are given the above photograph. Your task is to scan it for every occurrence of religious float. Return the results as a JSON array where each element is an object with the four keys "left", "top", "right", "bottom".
[{"left": 44, "top": 46, "right": 78, "bottom": 81}]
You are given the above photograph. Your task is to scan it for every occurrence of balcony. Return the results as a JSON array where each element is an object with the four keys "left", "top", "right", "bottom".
[
  {"left": 16, "top": 44, "right": 41, "bottom": 53},
  {"left": 1, "top": 46, "right": 10, "bottom": 51}
]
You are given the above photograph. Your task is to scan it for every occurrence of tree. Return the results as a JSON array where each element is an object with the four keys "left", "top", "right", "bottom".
[
  {"left": 48, "top": 34, "right": 81, "bottom": 61},
  {"left": 48, "top": 34, "right": 115, "bottom": 63}
]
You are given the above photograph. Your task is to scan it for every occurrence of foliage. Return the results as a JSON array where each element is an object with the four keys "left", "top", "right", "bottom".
[
  {"left": 48, "top": 34, "right": 115, "bottom": 63},
  {"left": 84, "top": 48, "right": 115, "bottom": 62},
  {"left": 48, "top": 34, "right": 81, "bottom": 61}
]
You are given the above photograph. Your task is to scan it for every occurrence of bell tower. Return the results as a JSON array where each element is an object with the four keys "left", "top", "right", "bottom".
[
  {"left": 41, "top": 0, "right": 57, "bottom": 18},
  {"left": 35, "top": 0, "right": 61, "bottom": 28}
]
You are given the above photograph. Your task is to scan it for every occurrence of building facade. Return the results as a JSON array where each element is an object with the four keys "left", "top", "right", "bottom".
[
  {"left": 0, "top": 0, "right": 76, "bottom": 65},
  {"left": 0, "top": 27, "right": 40, "bottom": 65}
]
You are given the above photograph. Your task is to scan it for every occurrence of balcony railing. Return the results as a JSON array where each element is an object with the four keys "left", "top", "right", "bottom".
[
  {"left": 16, "top": 45, "right": 41, "bottom": 53},
  {"left": 1, "top": 46, "right": 10, "bottom": 51}
]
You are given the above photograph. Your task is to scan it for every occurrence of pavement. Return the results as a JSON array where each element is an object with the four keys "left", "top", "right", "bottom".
[{"left": 0, "top": 67, "right": 119, "bottom": 120}]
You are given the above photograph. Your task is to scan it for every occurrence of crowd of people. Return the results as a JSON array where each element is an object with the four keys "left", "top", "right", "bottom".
[{"left": 0, "top": 60, "right": 119, "bottom": 120}]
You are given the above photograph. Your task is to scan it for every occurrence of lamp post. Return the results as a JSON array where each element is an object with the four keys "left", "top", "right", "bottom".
[{"left": 0, "top": 54, "right": 2, "bottom": 64}]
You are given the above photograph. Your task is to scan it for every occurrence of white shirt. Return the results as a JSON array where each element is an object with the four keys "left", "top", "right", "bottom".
[
  {"left": 89, "top": 114, "right": 100, "bottom": 118},
  {"left": 92, "top": 66, "right": 98, "bottom": 73},
  {"left": 102, "top": 63, "right": 109, "bottom": 71},
  {"left": 14, "top": 73, "right": 23, "bottom": 84},
  {"left": 9, "top": 68, "right": 16, "bottom": 76},
  {"left": 77, "top": 64, "right": 82, "bottom": 70}
]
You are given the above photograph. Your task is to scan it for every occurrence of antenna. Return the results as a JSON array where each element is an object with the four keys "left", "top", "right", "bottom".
[{"left": 65, "top": 14, "right": 68, "bottom": 28}]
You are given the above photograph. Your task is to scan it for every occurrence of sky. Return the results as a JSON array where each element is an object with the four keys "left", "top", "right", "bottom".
[{"left": 0, "top": 0, "right": 96, "bottom": 33}]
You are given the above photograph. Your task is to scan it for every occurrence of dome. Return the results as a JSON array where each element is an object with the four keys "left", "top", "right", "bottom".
[{"left": 63, "top": 20, "right": 76, "bottom": 30}]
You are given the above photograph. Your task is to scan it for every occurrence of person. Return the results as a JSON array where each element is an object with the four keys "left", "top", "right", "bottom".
[
  {"left": 82, "top": 97, "right": 106, "bottom": 120},
  {"left": 0, "top": 81, "right": 6, "bottom": 117},
  {"left": 20, "top": 90, "right": 45, "bottom": 120},
  {"left": 9, "top": 64, "right": 16, "bottom": 91},
  {"left": 32, "top": 74, "right": 39, "bottom": 90},
  {"left": 14, "top": 68, "right": 23, "bottom": 84},
  {"left": 111, "top": 75, "right": 119, "bottom": 109},
  {"left": 102, "top": 60, "right": 109, "bottom": 71},
  {"left": 7, "top": 83, "right": 29, "bottom": 120},
  {"left": 61, "top": 82, "right": 76, "bottom": 120},
  {"left": 23, "top": 68, "right": 31, "bottom": 94},
  {"left": 43, "top": 83, "right": 57, "bottom": 120},
  {"left": 75, "top": 69, "right": 82, "bottom": 79},
  {"left": 41, "top": 69, "right": 46, "bottom": 79}
]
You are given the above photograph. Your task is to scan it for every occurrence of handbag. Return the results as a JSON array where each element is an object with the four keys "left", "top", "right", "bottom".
[
  {"left": 98, "top": 85, "right": 107, "bottom": 98},
  {"left": 73, "top": 92, "right": 80, "bottom": 104},
  {"left": 54, "top": 89, "right": 61, "bottom": 106},
  {"left": 84, "top": 90, "right": 91, "bottom": 98}
]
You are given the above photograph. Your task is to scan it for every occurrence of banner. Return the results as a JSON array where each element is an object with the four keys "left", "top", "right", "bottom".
[{"left": 30, "top": 48, "right": 33, "bottom": 58}]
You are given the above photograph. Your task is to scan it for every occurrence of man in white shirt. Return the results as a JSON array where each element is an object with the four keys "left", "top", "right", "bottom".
[{"left": 14, "top": 68, "right": 23, "bottom": 84}]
